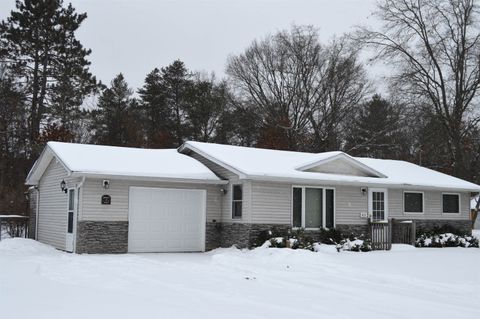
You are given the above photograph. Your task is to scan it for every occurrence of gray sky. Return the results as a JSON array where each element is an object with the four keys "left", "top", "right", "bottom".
[{"left": 0, "top": 0, "right": 379, "bottom": 89}]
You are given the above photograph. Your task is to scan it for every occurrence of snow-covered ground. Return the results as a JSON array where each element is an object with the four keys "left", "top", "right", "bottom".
[{"left": 1, "top": 239, "right": 479, "bottom": 319}]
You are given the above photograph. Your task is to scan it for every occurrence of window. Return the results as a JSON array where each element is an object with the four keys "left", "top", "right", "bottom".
[
  {"left": 67, "top": 189, "right": 75, "bottom": 234},
  {"left": 404, "top": 192, "right": 423, "bottom": 213},
  {"left": 292, "top": 187, "right": 334, "bottom": 229},
  {"left": 443, "top": 194, "right": 460, "bottom": 213},
  {"left": 371, "top": 191, "right": 385, "bottom": 221},
  {"left": 232, "top": 184, "right": 243, "bottom": 218}
]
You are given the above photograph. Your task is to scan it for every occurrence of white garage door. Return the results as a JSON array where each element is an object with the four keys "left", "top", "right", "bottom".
[{"left": 128, "top": 187, "right": 206, "bottom": 252}]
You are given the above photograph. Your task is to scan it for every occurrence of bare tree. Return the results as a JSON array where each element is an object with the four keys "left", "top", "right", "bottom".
[
  {"left": 227, "top": 25, "right": 318, "bottom": 150},
  {"left": 227, "top": 25, "right": 369, "bottom": 151},
  {"left": 357, "top": 0, "right": 480, "bottom": 178},
  {"left": 306, "top": 39, "right": 370, "bottom": 152}
]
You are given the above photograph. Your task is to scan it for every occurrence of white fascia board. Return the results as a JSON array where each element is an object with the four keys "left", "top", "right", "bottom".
[
  {"left": 296, "top": 153, "right": 388, "bottom": 178},
  {"left": 178, "top": 142, "right": 247, "bottom": 179},
  {"left": 70, "top": 172, "right": 229, "bottom": 185},
  {"left": 246, "top": 174, "right": 480, "bottom": 192},
  {"left": 25, "top": 146, "right": 72, "bottom": 185}
]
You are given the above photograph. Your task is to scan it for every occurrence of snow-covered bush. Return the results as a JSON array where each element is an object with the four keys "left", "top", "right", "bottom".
[
  {"left": 259, "top": 227, "right": 371, "bottom": 252},
  {"left": 416, "top": 233, "right": 479, "bottom": 248},
  {"left": 336, "top": 237, "right": 372, "bottom": 252}
]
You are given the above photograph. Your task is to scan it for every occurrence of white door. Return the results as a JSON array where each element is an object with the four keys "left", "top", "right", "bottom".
[
  {"left": 368, "top": 188, "right": 388, "bottom": 221},
  {"left": 65, "top": 188, "right": 76, "bottom": 252},
  {"left": 128, "top": 187, "right": 206, "bottom": 252}
]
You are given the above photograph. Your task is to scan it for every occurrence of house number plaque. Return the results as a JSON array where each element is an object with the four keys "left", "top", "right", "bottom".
[{"left": 101, "top": 195, "right": 111, "bottom": 205}]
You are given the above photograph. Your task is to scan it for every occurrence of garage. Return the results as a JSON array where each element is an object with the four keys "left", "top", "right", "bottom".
[{"left": 128, "top": 187, "right": 206, "bottom": 252}]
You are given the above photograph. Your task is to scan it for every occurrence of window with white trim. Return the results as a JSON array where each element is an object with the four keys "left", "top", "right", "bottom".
[
  {"left": 404, "top": 192, "right": 423, "bottom": 213},
  {"left": 292, "top": 187, "right": 334, "bottom": 229},
  {"left": 232, "top": 184, "right": 242, "bottom": 218},
  {"left": 67, "top": 189, "right": 75, "bottom": 234},
  {"left": 443, "top": 194, "right": 460, "bottom": 213}
]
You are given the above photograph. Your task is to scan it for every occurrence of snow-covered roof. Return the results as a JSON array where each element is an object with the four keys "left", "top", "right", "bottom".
[
  {"left": 180, "top": 141, "right": 480, "bottom": 191},
  {"left": 25, "top": 142, "right": 224, "bottom": 185}
]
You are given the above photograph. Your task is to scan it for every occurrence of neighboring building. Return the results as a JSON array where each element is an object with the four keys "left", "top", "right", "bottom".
[
  {"left": 26, "top": 141, "right": 480, "bottom": 253},
  {"left": 471, "top": 196, "right": 479, "bottom": 230}
]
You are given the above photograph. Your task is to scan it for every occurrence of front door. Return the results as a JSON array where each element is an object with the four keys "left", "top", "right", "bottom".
[
  {"left": 368, "top": 188, "right": 388, "bottom": 221},
  {"left": 65, "top": 188, "right": 76, "bottom": 252}
]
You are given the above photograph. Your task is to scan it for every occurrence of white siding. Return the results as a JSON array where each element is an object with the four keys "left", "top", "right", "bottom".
[
  {"left": 250, "top": 182, "right": 292, "bottom": 224},
  {"left": 186, "top": 151, "right": 253, "bottom": 223},
  {"left": 80, "top": 179, "right": 222, "bottom": 223},
  {"left": 389, "top": 189, "right": 470, "bottom": 220},
  {"left": 249, "top": 182, "right": 368, "bottom": 225},
  {"left": 306, "top": 158, "right": 371, "bottom": 177},
  {"left": 249, "top": 182, "right": 470, "bottom": 226},
  {"left": 37, "top": 159, "right": 79, "bottom": 250},
  {"left": 335, "top": 185, "right": 368, "bottom": 224}
]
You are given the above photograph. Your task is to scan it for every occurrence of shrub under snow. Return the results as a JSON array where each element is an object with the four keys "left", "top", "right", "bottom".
[{"left": 416, "top": 233, "right": 479, "bottom": 248}]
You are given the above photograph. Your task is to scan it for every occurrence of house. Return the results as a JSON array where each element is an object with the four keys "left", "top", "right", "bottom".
[{"left": 26, "top": 141, "right": 480, "bottom": 253}]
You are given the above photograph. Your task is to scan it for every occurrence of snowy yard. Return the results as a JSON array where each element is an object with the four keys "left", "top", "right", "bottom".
[{"left": 1, "top": 238, "right": 480, "bottom": 319}]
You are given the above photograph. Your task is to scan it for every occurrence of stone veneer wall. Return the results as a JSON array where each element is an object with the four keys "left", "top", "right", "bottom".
[
  {"left": 76, "top": 221, "right": 128, "bottom": 253},
  {"left": 206, "top": 223, "right": 291, "bottom": 249},
  {"left": 412, "top": 219, "right": 472, "bottom": 235},
  {"left": 75, "top": 219, "right": 471, "bottom": 253}
]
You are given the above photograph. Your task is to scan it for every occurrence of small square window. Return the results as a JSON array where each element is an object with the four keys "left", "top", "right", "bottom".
[
  {"left": 443, "top": 194, "right": 460, "bottom": 213},
  {"left": 404, "top": 192, "right": 423, "bottom": 213}
]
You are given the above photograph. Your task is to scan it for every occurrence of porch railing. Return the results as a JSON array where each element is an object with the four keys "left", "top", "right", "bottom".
[
  {"left": 369, "top": 219, "right": 417, "bottom": 250},
  {"left": 369, "top": 220, "right": 392, "bottom": 250}
]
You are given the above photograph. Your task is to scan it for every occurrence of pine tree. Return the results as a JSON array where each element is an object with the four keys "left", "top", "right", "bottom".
[
  {"left": 185, "top": 78, "right": 229, "bottom": 142},
  {"left": 160, "top": 60, "right": 192, "bottom": 146},
  {"left": 345, "top": 95, "right": 407, "bottom": 159},
  {"left": 0, "top": 67, "right": 29, "bottom": 212},
  {"left": 137, "top": 68, "right": 173, "bottom": 148},
  {"left": 91, "top": 74, "right": 141, "bottom": 147},
  {"left": 0, "top": 0, "right": 96, "bottom": 145}
]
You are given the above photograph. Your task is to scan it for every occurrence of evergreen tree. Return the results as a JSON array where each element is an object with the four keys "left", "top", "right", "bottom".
[
  {"left": 345, "top": 95, "right": 407, "bottom": 159},
  {"left": 0, "top": 66, "right": 29, "bottom": 212},
  {"left": 160, "top": 60, "right": 192, "bottom": 146},
  {"left": 0, "top": 0, "right": 96, "bottom": 145},
  {"left": 91, "top": 74, "right": 141, "bottom": 147},
  {"left": 185, "top": 78, "right": 230, "bottom": 142},
  {"left": 137, "top": 68, "right": 173, "bottom": 148}
]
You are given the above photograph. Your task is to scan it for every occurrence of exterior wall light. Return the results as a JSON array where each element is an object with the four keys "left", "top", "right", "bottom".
[{"left": 60, "top": 179, "right": 67, "bottom": 193}]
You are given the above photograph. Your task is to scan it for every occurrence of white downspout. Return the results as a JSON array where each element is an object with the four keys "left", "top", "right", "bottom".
[
  {"left": 73, "top": 177, "right": 85, "bottom": 252},
  {"left": 34, "top": 186, "right": 40, "bottom": 240}
]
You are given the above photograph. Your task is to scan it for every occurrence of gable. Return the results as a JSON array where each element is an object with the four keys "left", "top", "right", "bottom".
[
  {"left": 25, "top": 145, "right": 71, "bottom": 185},
  {"left": 297, "top": 153, "right": 387, "bottom": 178},
  {"left": 304, "top": 157, "right": 375, "bottom": 177}
]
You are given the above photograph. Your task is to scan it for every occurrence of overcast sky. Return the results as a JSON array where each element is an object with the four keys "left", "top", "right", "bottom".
[{"left": 0, "top": 0, "right": 379, "bottom": 89}]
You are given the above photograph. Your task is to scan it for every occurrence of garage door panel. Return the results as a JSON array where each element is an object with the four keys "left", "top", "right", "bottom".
[{"left": 128, "top": 187, "right": 205, "bottom": 252}]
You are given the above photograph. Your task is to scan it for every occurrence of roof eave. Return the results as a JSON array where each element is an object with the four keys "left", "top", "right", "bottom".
[
  {"left": 244, "top": 174, "right": 480, "bottom": 192},
  {"left": 25, "top": 145, "right": 72, "bottom": 185},
  {"left": 178, "top": 142, "right": 248, "bottom": 179},
  {"left": 70, "top": 172, "right": 229, "bottom": 185}
]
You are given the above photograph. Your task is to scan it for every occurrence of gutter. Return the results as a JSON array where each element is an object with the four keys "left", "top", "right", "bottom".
[
  {"left": 244, "top": 174, "right": 480, "bottom": 192},
  {"left": 69, "top": 172, "right": 229, "bottom": 185}
]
